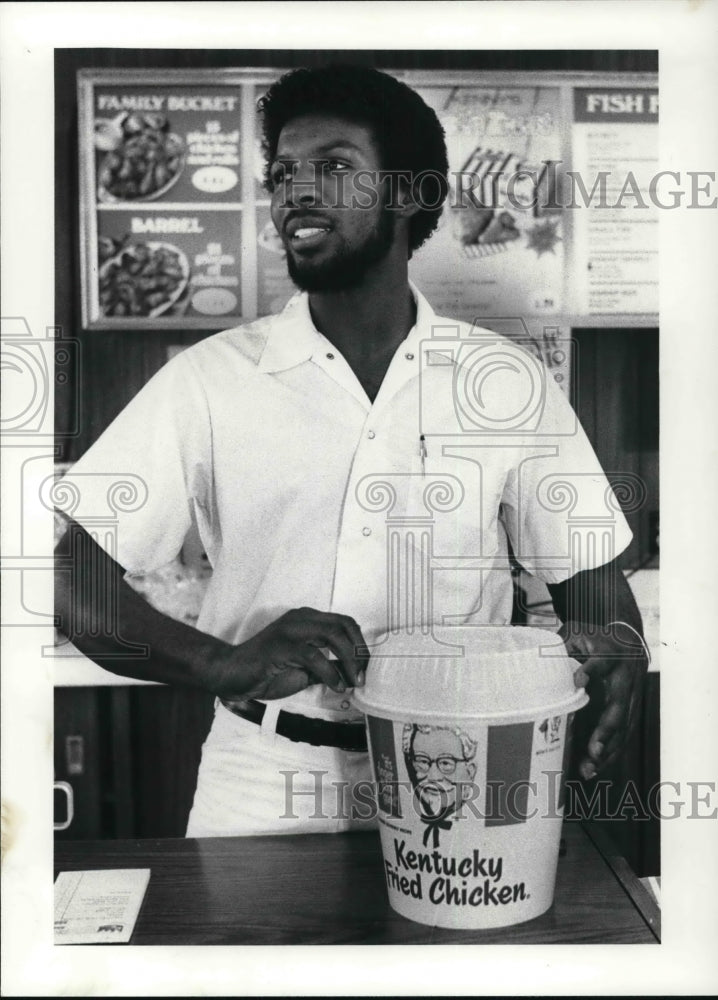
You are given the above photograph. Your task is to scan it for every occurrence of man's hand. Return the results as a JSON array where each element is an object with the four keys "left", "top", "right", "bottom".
[
  {"left": 560, "top": 620, "right": 649, "bottom": 780},
  {"left": 210, "top": 607, "right": 370, "bottom": 702},
  {"left": 55, "top": 517, "right": 370, "bottom": 700}
]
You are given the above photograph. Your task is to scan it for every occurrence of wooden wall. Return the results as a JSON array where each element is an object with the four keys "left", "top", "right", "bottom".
[
  {"left": 572, "top": 328, "right": 659, "bottom": 569},
  {"left": 55, "top": 686, "right": 215, "bottom": 839}
]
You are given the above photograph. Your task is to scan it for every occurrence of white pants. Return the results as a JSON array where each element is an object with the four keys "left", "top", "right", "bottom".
[{"left": 186, "top": 701, "right": 378, "bottom": 837}]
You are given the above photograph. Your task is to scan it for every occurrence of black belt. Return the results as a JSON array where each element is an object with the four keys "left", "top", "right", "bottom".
[{"left": 221, "top": 698, "right": 368, "bottom": 752}]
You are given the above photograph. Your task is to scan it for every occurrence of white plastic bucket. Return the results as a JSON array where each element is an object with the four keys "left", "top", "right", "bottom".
[{"left": 352, "top": 626, "right": 588, "bottom": 930}]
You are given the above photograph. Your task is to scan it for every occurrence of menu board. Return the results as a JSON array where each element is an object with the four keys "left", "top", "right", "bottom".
[
  {"left": 79, "top": 74, "right": 248, "bottom": 328},
  {"left": 571, "top": 87, "right": 659, "bottom": 315},
  {"left": 252, "top": 81, "right": 298, "bottom": 318},
  {"left": 409, "top": 83, "right": 565, "bottom": 322},
  {"left": 255, "top": 202, "right": 295, "bottom": 317},
  {"left": 79, "top": 70, "right": 657, "bottom": 332}
]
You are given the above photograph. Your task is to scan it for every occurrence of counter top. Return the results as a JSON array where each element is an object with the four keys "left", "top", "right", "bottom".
[{"left": 54, "top": 820, "right": 659, "bottom": 945}]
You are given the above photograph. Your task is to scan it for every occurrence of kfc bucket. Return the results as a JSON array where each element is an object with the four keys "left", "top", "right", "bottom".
[{"left": 352, "top": 626, "right": 589, "bottom": 930}]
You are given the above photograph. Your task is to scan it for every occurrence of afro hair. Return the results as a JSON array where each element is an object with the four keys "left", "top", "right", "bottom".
[{"left": 258, "top": 64, "right": 449, "bottom": 255}]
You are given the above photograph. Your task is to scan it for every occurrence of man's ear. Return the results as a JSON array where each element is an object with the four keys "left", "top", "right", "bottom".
[{"left": 386, "top": 172, "right": 422, "bottom": 219}]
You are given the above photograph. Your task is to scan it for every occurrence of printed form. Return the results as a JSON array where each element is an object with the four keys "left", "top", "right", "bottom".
[{"left": 54, "top": 869, "right": 151, "bottom": 944}]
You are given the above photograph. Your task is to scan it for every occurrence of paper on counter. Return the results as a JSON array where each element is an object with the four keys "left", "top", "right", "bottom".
[{"left": 54, "top": 868, "right": 150, "bottom": 944}]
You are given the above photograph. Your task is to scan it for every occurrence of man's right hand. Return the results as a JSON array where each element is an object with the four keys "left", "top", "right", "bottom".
[
  {"left": 210, "top": 607, "right": 369, "bottom": 701},
  {"left": 56, "top": 518, "right": 369, "bottom": 700}
]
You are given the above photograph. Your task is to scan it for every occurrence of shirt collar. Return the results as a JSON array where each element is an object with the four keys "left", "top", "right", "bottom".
[
  {"left": 256, "top": 292, "right": 325, "bottom": 373},
  {"left": 256, "top": 282, "right": 439, "bottom": 375}
]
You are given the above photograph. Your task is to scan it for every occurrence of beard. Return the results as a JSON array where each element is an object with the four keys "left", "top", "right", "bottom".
[{"left": 285, "top": 208, "right": 396, "bottom": 293}]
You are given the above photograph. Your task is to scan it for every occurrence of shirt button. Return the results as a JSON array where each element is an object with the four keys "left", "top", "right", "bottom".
[
  {"left": 362, "top": 526, "right": 372, "bottom": 536},
  {"left": 367, "top": 430, "right": 375, "bottom": 439},
  {"left": 405, "top": 352, "right": 415, "bottom": 361},
  {"left": 340, "top": 700, "right": 350, "bottom": 710},
  {"left": 326, "top": 352, "right": 335, "bottom": 360}
]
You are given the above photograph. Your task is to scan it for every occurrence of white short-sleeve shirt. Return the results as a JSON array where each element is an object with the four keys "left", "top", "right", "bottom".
[{"left": 64, "top": 285, "right": 632, "bottom": 720}]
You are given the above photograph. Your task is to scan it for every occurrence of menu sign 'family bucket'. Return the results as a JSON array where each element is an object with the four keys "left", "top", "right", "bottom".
[{"left": 352, "top": 626, "right": 588, "bottom": 930}]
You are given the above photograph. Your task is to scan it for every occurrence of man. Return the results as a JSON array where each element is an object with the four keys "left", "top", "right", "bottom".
[{"left": 55, "top": 64, "right": 649, "bottom": 837}]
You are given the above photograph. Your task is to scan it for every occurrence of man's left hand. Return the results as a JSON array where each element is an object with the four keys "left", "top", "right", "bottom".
[{"left": 559, "top": 620, "right": 649, "bottom": 780}]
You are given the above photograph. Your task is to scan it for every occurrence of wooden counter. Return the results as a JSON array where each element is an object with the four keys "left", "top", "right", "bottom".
[{"left": 54, "top": 820, "right": 660, "bottom": 945}]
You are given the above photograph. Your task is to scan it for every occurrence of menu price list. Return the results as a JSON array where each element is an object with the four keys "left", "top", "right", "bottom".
[
  {"left": 408, "top": 85, "right": 565, "bottom": 320},
  {"left": 571, "top": 87, "right": 659, "bottom": 316},
  {"left": 93, "top": 85, "right": 242, "bottom": 204},
  {"left": 84, "top": 80, "right": 247, "bottom": 327},
  {"left": 96, "top": 210, "right": 242, "bottom": 320}
]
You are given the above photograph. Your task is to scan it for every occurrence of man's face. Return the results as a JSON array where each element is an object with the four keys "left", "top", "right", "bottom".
[
  {"left": 410, "top": 729, "right": 477, "bottom": 820},
  {"left": 269, "top": 113, "right": 396, "bottom": 292}
]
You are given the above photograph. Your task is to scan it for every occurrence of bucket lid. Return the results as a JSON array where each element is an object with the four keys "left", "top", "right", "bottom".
[{"left": 352, "top": 625, "right": 587, "bottom": 720}]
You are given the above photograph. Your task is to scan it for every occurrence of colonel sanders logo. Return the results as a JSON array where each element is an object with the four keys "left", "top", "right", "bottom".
[{"left": 403, "top": 723, "right": 478, "bottom": 848}]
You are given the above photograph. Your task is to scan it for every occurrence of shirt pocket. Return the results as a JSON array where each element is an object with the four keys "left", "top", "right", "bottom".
[{"left": 399, "top": 451, "right": 467, "bottom": 525}]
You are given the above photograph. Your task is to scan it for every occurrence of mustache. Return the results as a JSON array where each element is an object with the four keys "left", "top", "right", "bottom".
[
  {"left": 416, "top": 778, "right": 457, "bottom": 795},
  {"left": 283, "top": 211, "right": 334, "bottom": 237}
]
